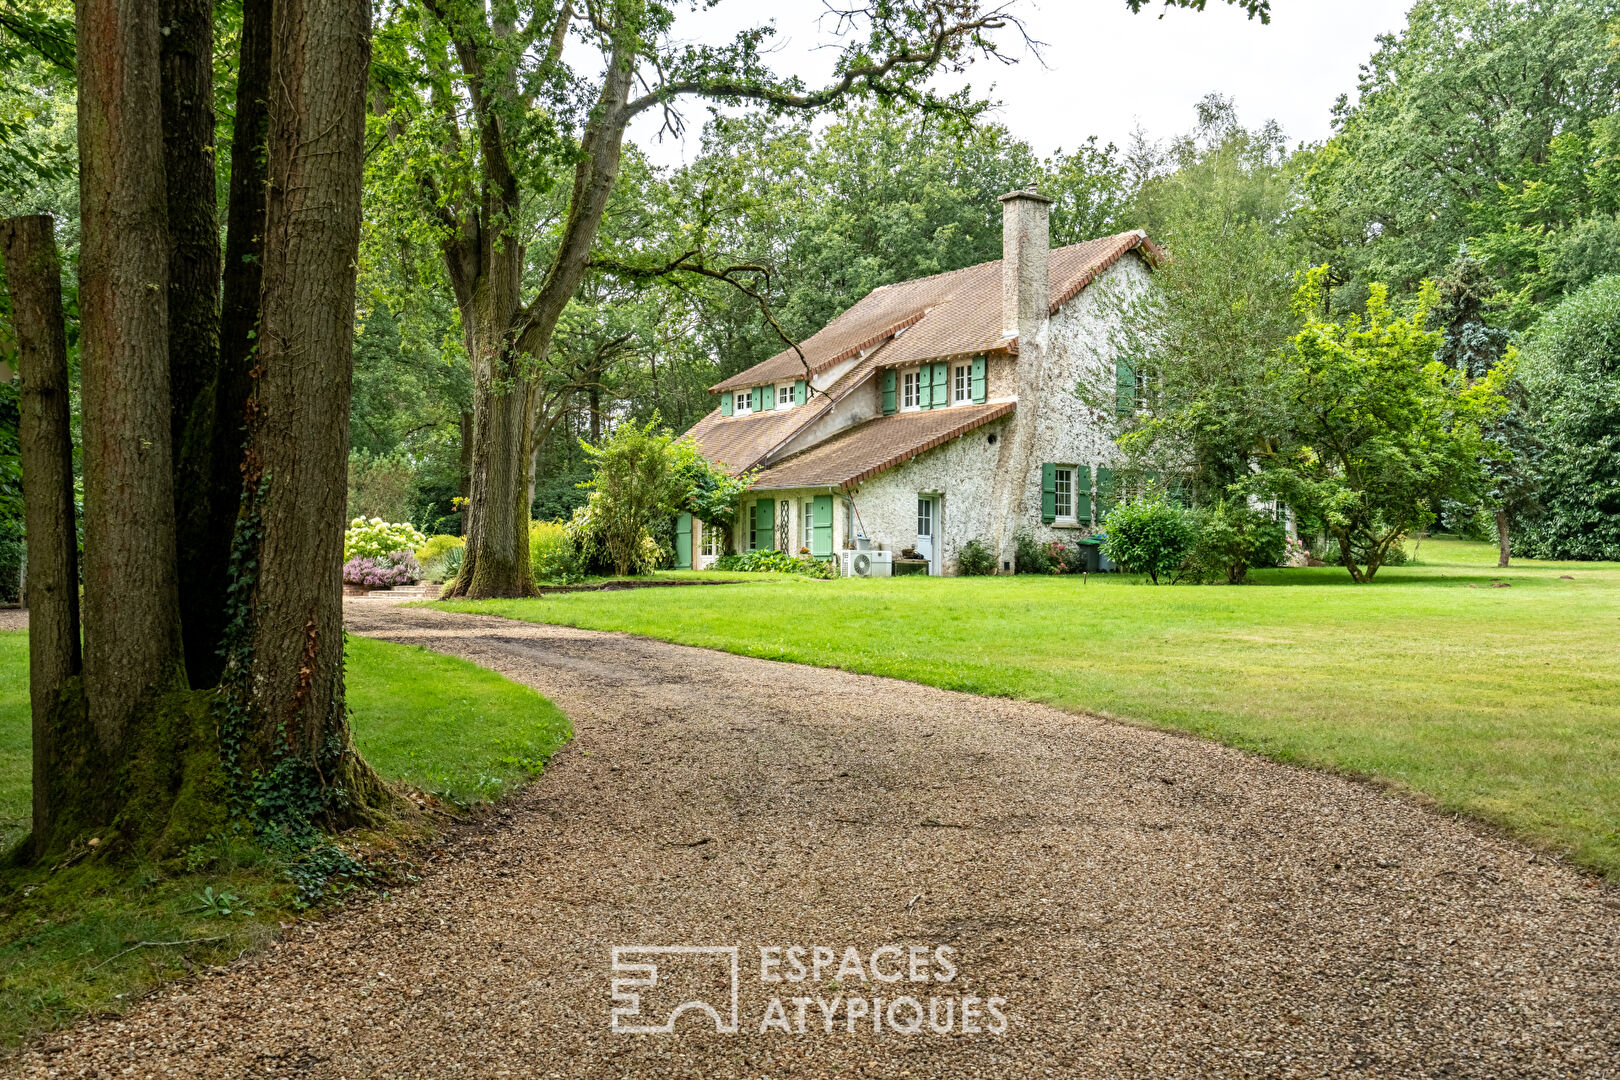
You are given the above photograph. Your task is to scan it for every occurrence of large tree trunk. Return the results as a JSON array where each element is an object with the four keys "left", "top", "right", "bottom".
[
  {"left": 231, "top": 0, "right": 387, "bottom": 818},
  {"left": 0, "top": 215, "right": 81, "bottom": 860},
  {"left": 76, "top": 0, "right": 187, "bottom": 739},
  {"left": 446, "top": 47, "right": 634, "bottom": 599},
  {"left": 1496, "top": 509, "right": 1511, "bottom": 568},
  {"left": 161, "top": 0, "right": 225, "bottom": 687},
  {"left": 443, "top": 228, "right": 536, "bottom": 597}
]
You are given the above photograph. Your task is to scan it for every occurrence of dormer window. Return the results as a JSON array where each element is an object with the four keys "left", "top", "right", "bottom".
[
  {"left": 735, "top": 389, "right": 752, "bottom": 414},
  {"left": 778, "top": 384, "right": 795, "bottom": 409},
  {"left": 902, "top": 370, "right": 921, "bottom": 410}
]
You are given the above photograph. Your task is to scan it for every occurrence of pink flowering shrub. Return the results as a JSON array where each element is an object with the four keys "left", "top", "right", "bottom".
[{"left": 342, "top": 550, "right": 422, "bottom": 588}]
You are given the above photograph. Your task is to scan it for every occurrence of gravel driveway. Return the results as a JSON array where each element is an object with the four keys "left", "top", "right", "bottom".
[{"left": 19, "top": 602, "right": 1619, "bottom": 1078}]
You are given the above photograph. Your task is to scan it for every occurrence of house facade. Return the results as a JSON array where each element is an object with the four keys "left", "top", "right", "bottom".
[{"left": 678, "top": 188, "right": 1159, "bottom": 575}]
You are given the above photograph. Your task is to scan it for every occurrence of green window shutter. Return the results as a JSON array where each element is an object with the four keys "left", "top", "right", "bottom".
[
  {"left": 754, "top": 499, "right": 774, "bottom": 550},
  {"left": 675, "top": 513, "right": 693, "bottom": 568},
  {"left": 931, "top": 362, "right": 949, "bottom": 408},
  {"left": 795, "top": 379, "right": 806, "bottom": 406},
  {"left": 971, "top": 355, "right": 987, "bottom": 403},
  {"left": 811, "top": 494, "right": 833, "bottom": 557},
  {"left": 882, "top": 369, "right": 897, "bottom": 414},
  {"left": 1076, "top": 466, "right": 1092, "bottom": 525},
  {"left": 1096, "top": 467, "right": 1116, "bottom": 519},
  {"left": 1115, "top": 358, "right": 1136, "bottom": 418},
  {"left": 720, "top": 393, "right": 732, "bottom": 417},
  {"left": 917, "top": 364, "right": 932, "bottom": 409},
  {"left": 1041, "top": 463, "right": 1057, "bottom": 524}
]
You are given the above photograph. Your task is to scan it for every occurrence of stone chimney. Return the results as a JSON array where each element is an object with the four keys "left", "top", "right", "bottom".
[
  {"left": 989, "top": 185, "right": 1055, "bottom": 573},
  {"left": 1000, "top": 186, "right": 1053, "bottom": 343}
]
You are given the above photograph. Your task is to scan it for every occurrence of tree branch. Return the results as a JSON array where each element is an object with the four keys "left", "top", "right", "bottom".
[{"left": 590, "top": 251, "right": 811, "bottom": 382}]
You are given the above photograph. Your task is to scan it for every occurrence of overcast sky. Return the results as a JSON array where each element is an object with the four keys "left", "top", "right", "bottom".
[{"left": 629, "top": 0, "right": 1416, "bottom": 166}]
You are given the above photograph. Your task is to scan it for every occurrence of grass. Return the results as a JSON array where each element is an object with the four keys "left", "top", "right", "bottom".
[
  {"left": 346, "top": 635, "right": 570, "bottom": 805},
  {"left": 439, "top": 537, "right": 1620, "bottom": 879},
  {"left": 0, "top": 634, "right": 568, "bottom": 1050}
]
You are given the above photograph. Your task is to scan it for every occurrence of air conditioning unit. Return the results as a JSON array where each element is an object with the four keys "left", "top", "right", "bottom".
[{"left": 841, "top": 549, "right": 893, "bottom": 578}]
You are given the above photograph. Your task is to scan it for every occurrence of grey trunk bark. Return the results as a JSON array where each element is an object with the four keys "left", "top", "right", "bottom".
[
  {"left": 0, "top": 214, "right": 81, "bottom": 857},
  {"left": 236, "top": 0, "right": 386, "bottom": 813},
  {"left": 1496, "top": 509, "right": 1511, "bottom": 568},
  {"left": 76, "top": 0, "right": 187, "bottom": 746}
]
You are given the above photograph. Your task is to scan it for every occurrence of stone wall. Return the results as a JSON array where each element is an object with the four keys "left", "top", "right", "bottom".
[
  {"left": 845, "top": 414, "right": 1012, "bottom": 573},
  {"left": 1012, "top": 252, "right": 1152, "bottom": 546}
]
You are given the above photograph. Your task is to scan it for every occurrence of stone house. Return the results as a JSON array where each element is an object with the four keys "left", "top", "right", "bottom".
[{"left": 677, "top": 188, "right": 1160, "bottom": 575}]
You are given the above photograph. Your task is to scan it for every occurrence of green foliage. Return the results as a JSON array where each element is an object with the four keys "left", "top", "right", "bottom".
[
  {"left": 1012, "top": 531, "right": 1050, "bottom": 575},
  {"left": 1101, "top": 494, "right": 1196, "bottom": 583},
  {"left": 670, "top": 440, "right": 754, "bottom": 530},
  {"left": 579, "top": 420, "right": 684, "bottom": 577},
  {"left": 711, "top": 549, "right": 823, "bottom": 575},
  {"left": 343, "top": 517, "right": 427, "bottom": 563},
  {"left": 1300, "top": 0, "right": 1620, "bottom": 315},
  {"left": 530, "top": 520, "right": 585, "bottom": 585},
  {"left": 346, "top": 450, "right": 416, "bottom": 522},
  {"left": 414, "top": 534, "right": 464, "bottom": 565},
  {"left": 1182, "top": 501, "right": 1286, "bottom": 584},
  {"left": 189, "top": 886, "right": 253, "bottom": 918},
  {"left": 0, "top": 383, "right": 25, "bottom": 601},
  {"left": 955, "top": 538, "right": 995, "bottom": 576},
  {"left": 1101, "top": 98, "right": 1301, "bottom": 502},
  {"left": 660, "top": 104, "right": 1129, "bottom": 382},
  {"left": 1517, "top": 275, "right": 1620, "bottom": 560},
  {"left": 421, "top": 543, "right": 462, "bottom": 585},
  {"left": 1250, "top": 268, "right": 1506, "bottom": 582}
]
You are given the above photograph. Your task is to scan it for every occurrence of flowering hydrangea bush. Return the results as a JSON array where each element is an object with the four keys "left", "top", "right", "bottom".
[{"left": 344, "top": 517, "right": 426, "bottom": 562}]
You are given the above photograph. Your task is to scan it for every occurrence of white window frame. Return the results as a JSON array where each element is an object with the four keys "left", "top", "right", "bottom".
[
  {"left": 736, "top": 389, "right": 752, "bottom": 414},
  {"left": 700, "top": 524, "right": 717, "bottom": 558},
  {"left": 801, "top": 500, "right": 814, "bottom": 550},
  {"left": 953, "top": 363, "right": 971, "bottom": 404},
  {"left": 916, "top": 496, "right": 934, "bottom": 539},
  {"left": 901, "top": 370, "right": 921, "bottom": 410},
  {"left": 1054, "top": 466, "right": 1077, "bottom": 523},
  {"left": 779, "top": 384, "right": 795, "bottom": 410}
]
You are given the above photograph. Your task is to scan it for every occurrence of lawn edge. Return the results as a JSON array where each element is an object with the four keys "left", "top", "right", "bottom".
[{"left": 424, "top": 600, "right": 1619, "bottom": 885}]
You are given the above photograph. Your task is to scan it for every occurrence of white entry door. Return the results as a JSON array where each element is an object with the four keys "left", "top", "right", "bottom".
[{"left": 916, "top": 496, "right": 936, "bottom": 572}]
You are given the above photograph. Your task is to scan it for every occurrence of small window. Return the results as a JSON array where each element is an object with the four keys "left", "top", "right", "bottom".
[
  {"left": 843, "top": 498, "right": 855, "bottom": 546},
  {"left": 1054, "top": 467, "right": 1075, "bottom": 522},
  {"left": 954, "top": 364, "right": 971, "bottom": 403},
  {"left": 801, "top": 500, "right": 813, "bottom": 549},
  {"left": 917, "top": 497, "right": 933, "bottom": 537},
  {"left": 779, "top": 385, "right": 795, "bottom": 410},
  {"left": 902, "top": 371, "right": 921, "bottom": 409},
  {"left": 735, "top": 390, "right": 752, "bottom": 414},
  {"left": 701, "top": 524, "right": 717, "bottom": 558}
]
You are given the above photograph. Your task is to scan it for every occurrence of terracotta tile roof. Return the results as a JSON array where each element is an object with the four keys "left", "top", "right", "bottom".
[
  {"left": 711, "top": 231, "right": 1152, "bottom": 392},
  {"left": 683, "top": 350, "right": 884, "bottom": 475},
  {"left": 749, "top": 402, "right": 1015, "bottom": 491},
  {"left": 683, "top": 405, "right": 813, "bottom": 475}
]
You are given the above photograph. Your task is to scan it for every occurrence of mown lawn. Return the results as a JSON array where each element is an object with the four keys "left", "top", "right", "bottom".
[
  {"left": 440, "top": 538, "right": 1620, "bottom": 878},
  {"left": 0, "top": 634, "right": 568, "bottom": 1048}
]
